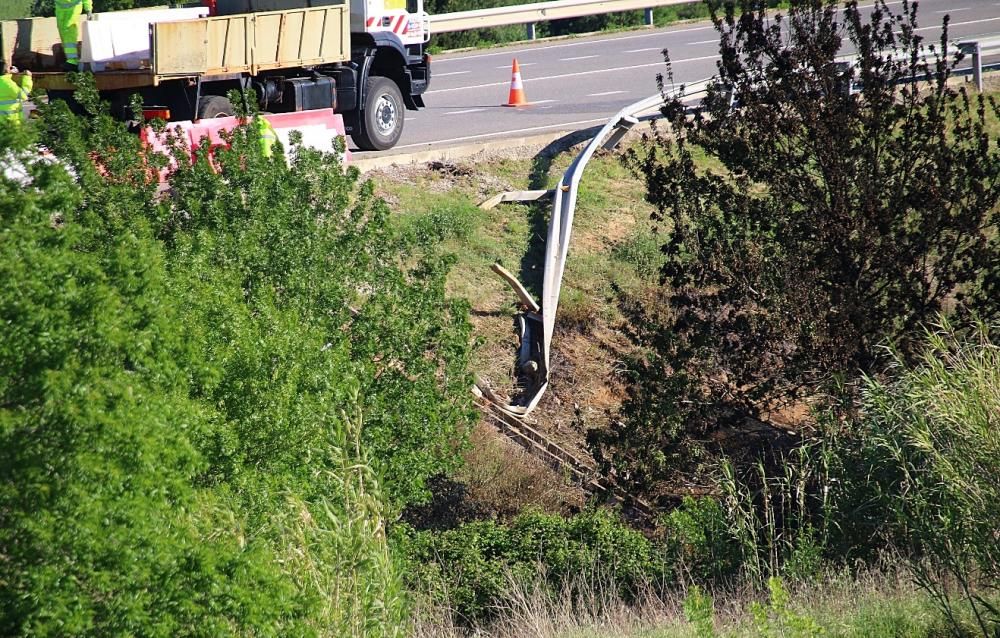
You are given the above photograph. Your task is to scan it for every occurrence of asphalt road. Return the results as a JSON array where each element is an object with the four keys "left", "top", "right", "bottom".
[{"left": 358, "top": 0, "right": 1000, "bottom": 156}]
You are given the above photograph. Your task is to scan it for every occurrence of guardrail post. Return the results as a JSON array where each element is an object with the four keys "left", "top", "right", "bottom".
[
  {"left": 526, "top": 22, "right": 536, "bottom": 40},
  {"left": 644, "top": 7, "right": 654, "bottom": 26},
  {"left": 959, "top": 41, "right": 983, "bottom": 91},
  {"left": 602, "top": 114, "right": 640, "bottom": 151}
]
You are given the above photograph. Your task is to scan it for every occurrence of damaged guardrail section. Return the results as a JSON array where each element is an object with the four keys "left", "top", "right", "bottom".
[{"left": 477, "top": 79, "right": 713, "bottom": 417}]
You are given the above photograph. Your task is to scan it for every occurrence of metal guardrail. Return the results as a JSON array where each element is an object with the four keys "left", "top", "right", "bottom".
[
  {"left": 836, "top": 36, "right": 1000, "bottom": 91},
  {"left": 481, "top": 79, "right": 712, "bottom": 416},
  {"left": 429, "top": 0, "right": 698, "bottom": 38},
  {"left": 959, "top": 36, "right": 1000, "bottom": 90}
]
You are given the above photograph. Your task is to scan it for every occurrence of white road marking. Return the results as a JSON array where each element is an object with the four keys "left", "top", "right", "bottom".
[
  {"left": 496, "top": 62, "right": 536, "bottom": 68},
  {"left": 434, "top": 70, "right": 471, "bottom": 77},
  {"left": 935, "top": 7, "right": 970, "bottom": 12},
  {"left": 625, "top": 47, "right": 663, "bottom": 53},
  {"left": 916, "top": 15, "right": 1000, "bottom": 30},
  {"left": 444, "top": 108, "right": 486, "bottom": 115},
  {"left": 426, "top": 54, "right": 718, "bottom": 94},
  {"left": 560, "top": 54, "right": 600, "bottom": 61},
  {"left": 688, "top": 39, "right": 719, "bottom": 45},
  {"left": 588, "top": 90, "right": 627, "bottom": 96},
  {"left": 394, "top": 117, "right": 611, "bottom": 149},
  {"left": 531, "top": 99, "right": 558, "bottom": 104}
]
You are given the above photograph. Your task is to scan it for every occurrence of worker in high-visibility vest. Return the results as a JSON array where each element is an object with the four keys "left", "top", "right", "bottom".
[
  {"left": 255, "top": 115, "right": 278, "bottom": 158},
  {"left": 0, "top": 62, "right": 32, "bottom": 125},
  {"left": 55, "top": 0, "right": 92, "bottom": 70}
]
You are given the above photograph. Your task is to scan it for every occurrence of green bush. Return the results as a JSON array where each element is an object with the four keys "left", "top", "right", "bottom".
[
  {"left": 0, "top": 80, "right": 472, "bottom": 634},
  {"left": 661, "top": 496, "right": 741, "bottom": 583},
  {"left": 683, "top": 585, "right": 717, "bottom": 638},
  {"left": 397, "top": 508, "right": 666, "bottom": 624},
  {"left": 750, "top": 577, "right": 824, "bottom": 638},
  {"left": 675, "top": 324, "right": 1000, "bottom": 634}
]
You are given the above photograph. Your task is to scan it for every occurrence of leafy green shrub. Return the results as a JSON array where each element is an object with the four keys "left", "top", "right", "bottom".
[
  {"left": 397, "top": 508, "right": 666, "bottom": 624},
  {"left": 662, "top": 496, "right": 741, "bottom": 583},
  {"left": 684, "top": 323, "right": 1000, "bottom": 633},
  {"left": 0, "top": 79, "right": 472, "bottom": 634}
]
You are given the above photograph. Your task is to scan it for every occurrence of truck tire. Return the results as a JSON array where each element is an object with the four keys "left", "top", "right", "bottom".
[
  {"left": 351, "top": 76, "right": 404, "bottom": 151},
  {"left": 198, "top": 95, "right": 234, "bottom": 119}
]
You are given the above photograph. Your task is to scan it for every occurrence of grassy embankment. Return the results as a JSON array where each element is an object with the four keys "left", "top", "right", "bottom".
[
  {"left": 371, "top": 78, "right": 1000, "bottom": 507},
  {"left": 370, "top": 139, "right": 663, "bottom": 489},
  {"left": 368, "top": 81, "right": 1000, "bottom": 636}
]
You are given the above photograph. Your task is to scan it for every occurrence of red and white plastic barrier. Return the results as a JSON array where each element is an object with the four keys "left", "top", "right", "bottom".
[{"left": 141, "top": 108, "right": 350, "bottom": 182}]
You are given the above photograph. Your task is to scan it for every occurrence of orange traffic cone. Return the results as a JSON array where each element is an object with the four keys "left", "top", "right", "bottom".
[{"left": 503, "top": 58, "right": 531, "bottom": 107}]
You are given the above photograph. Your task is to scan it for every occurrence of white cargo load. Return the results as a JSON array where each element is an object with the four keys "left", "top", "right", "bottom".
[{"left": 81, "top": 7, "right": 209, "bottom": 71}]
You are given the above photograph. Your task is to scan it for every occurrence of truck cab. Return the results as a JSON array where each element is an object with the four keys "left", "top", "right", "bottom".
[{"left": 208, "top": 0, "right": 431, "bottom": 149}]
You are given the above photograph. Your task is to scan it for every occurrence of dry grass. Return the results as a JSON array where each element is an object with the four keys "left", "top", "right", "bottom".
[{"left": 409, "top": 566, "right": 971, "bottom": 638}]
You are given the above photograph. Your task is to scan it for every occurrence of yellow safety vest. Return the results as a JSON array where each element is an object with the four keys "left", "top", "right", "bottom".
[
  {"left": 0, "top": 73, "right": 32, "bottom": 124},
  {"left": 256, "top": 116, "right": 278, "bottom": 158},
  {"left": 55, "top": 0, "right": 91, "bottom": 65}
]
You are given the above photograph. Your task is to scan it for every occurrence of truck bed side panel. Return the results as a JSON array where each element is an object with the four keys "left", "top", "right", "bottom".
[{"left": 152, "top": 6, "right": 349, "bottom": 77}]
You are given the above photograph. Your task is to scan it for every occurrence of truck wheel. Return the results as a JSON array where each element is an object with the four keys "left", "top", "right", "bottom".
[
  {"left": 197, "top": 95, "right": 234, "bottom": 119},
  {"left": 352, "top": 76, "right": 404, "bottom": 151}
]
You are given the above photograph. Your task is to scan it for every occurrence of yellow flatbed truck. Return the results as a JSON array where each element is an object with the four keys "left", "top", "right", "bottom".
[{"left": 1, "top": 0, "right": 431, "bottom": 150}]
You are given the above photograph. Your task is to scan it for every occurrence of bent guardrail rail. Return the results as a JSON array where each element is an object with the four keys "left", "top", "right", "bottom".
[{"left": 479, "top": 79, "right": 713, "bottom": 417}]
